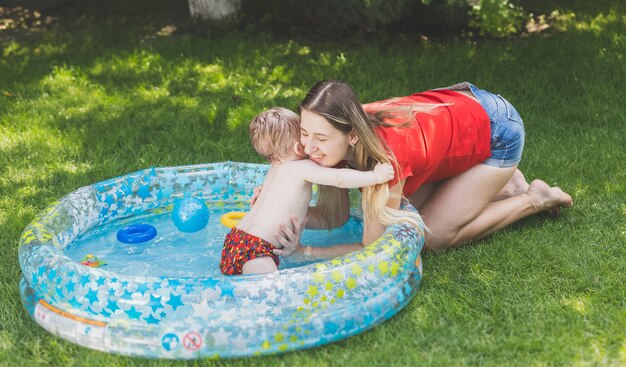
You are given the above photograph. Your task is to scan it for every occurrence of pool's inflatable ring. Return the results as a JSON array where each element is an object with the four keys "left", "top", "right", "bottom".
[
  {"left": 220, "top": 211, "right": 246, "bottom": 228},
  {"left": 18, "top": 162, "right": 423, "bottom": 359},
  {"left": 116, "top": 223, "right": 157, "bottom": 244}
]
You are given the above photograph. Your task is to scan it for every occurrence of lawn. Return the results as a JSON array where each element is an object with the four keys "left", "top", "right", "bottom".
[{"left": 1, "top": 1, "right": 625, "bottom": 366}]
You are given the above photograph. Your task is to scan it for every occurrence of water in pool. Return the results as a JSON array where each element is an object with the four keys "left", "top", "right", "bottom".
[{"left": 64, "top": 202, "right": 363, "bottom": 278}]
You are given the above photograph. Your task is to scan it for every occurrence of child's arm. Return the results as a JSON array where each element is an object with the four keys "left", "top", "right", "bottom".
[{"left": 299, "top": 160, "right": 394, "bottom": 188}]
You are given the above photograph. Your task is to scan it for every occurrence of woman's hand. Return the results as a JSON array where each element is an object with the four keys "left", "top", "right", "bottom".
[
  {"left": 273, "top": 214, "right": 307, "bottom": 257},
  {"left": 250, "top": 185, "right": 262, "bottom": 206},
  {"left": 373, "top": 163, "right": 395, "bottom": 184}
]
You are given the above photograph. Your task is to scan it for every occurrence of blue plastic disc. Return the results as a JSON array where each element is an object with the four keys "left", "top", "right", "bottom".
[{"left": 116, "top": 223, "right": 157, "bottom": 244}]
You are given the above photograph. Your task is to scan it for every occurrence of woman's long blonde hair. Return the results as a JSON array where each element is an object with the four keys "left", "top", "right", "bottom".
[{"left": 300, "top": 80, "right": 440, "bottom": 238}]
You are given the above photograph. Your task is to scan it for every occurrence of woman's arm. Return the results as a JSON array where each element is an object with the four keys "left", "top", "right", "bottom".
[
  {"left": 272, "top": 215, "right": 364, "bottom": 259},
  {"left": 274, "top": 181, "right": 405, "bottom": 259}
]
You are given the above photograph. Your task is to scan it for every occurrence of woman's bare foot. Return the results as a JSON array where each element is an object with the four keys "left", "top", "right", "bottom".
[
  {"left": 525, "top": 179, "right": 573, "bottom": 217},
  {"left": 494, "top": 169, "right": 530, "bottom": 201}
]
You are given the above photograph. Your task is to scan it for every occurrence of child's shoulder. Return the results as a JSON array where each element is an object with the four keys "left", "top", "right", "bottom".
[
  {"left": 282, "top": 159, "right": 317, "bottom": 169},
  {"left": 278, "top": 160, "right": 318, "bottom": 175}
]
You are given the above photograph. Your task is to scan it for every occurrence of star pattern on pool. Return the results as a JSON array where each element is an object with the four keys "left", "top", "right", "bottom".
[{"left": 18, "top": 162, "right": 424, "bottom": 359}]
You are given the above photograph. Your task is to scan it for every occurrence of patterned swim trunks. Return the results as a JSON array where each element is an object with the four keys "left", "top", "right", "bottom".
[{"left": 219, "top": 227, "right": 279, "bottom": 275}]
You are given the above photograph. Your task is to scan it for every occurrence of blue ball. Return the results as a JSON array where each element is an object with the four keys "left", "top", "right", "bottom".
[{"left": 172, "top": 197, "right": 209, "bottom": 233}]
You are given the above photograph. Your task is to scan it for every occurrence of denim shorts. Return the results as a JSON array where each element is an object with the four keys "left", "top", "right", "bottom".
[{"left": 465, "top": 83, "right": 525, "bottom": 168}]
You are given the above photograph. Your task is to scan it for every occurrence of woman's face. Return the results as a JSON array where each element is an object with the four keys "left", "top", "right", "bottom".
[{"left": 300, "top": 109, "right": 353, "bottom": 167}]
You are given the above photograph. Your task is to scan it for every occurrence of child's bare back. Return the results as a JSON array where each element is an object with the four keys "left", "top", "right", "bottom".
[{"left": 236, "top": 160, "right": 315, "bottom": 248}]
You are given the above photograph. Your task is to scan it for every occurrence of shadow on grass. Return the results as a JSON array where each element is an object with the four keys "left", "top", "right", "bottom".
[{"left": 1, "top": 2, "right": 624, "bottom": 365}]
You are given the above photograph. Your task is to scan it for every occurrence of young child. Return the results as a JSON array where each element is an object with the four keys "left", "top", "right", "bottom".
[{"left": 219, "top": 107, "right": 394, "bottom": 275}]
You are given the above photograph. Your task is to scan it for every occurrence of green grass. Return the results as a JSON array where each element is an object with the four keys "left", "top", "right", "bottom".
[{"left": 1, "top": 2, "right": 625, "bottom": 366}]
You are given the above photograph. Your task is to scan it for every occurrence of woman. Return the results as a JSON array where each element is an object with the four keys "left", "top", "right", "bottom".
[{"left": 270, "top": 80, "right": 572, "bottom": 257}]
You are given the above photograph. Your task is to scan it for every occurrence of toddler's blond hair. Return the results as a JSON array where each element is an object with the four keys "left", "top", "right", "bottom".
[{"left": 249, "top": 107, "right": 300, "bottom": 164}]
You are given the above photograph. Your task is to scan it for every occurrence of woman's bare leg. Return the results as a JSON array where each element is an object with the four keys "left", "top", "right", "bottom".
[
  {"left": 408, "top": 181, "right": 438, "bottom": 210},
  {"left": 413, "top": 168, "right": 529, "bottom": 210},
  {"left": 493, "top": 168, "right": 563, "bottom": 216},
  {"left": 494, "top": 168, "right": 529, "bottom": 201},
  {"left": 417, "top": 164, "right": 572, "bottom": 251}
]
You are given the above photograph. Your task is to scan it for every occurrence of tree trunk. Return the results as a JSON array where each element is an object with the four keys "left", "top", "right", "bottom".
[{"left": 188, "top": 0, "right": 241, "bottom": 21}]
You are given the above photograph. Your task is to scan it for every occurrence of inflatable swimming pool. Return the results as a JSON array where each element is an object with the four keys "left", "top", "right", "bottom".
[{"left": 18, "top": 162, "right": 424, "bottom": 359}]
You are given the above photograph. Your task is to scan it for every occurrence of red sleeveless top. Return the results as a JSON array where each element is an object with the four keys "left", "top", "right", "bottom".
[{"left": 363, "top": 89, "right": 491, "bottom": 197}]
